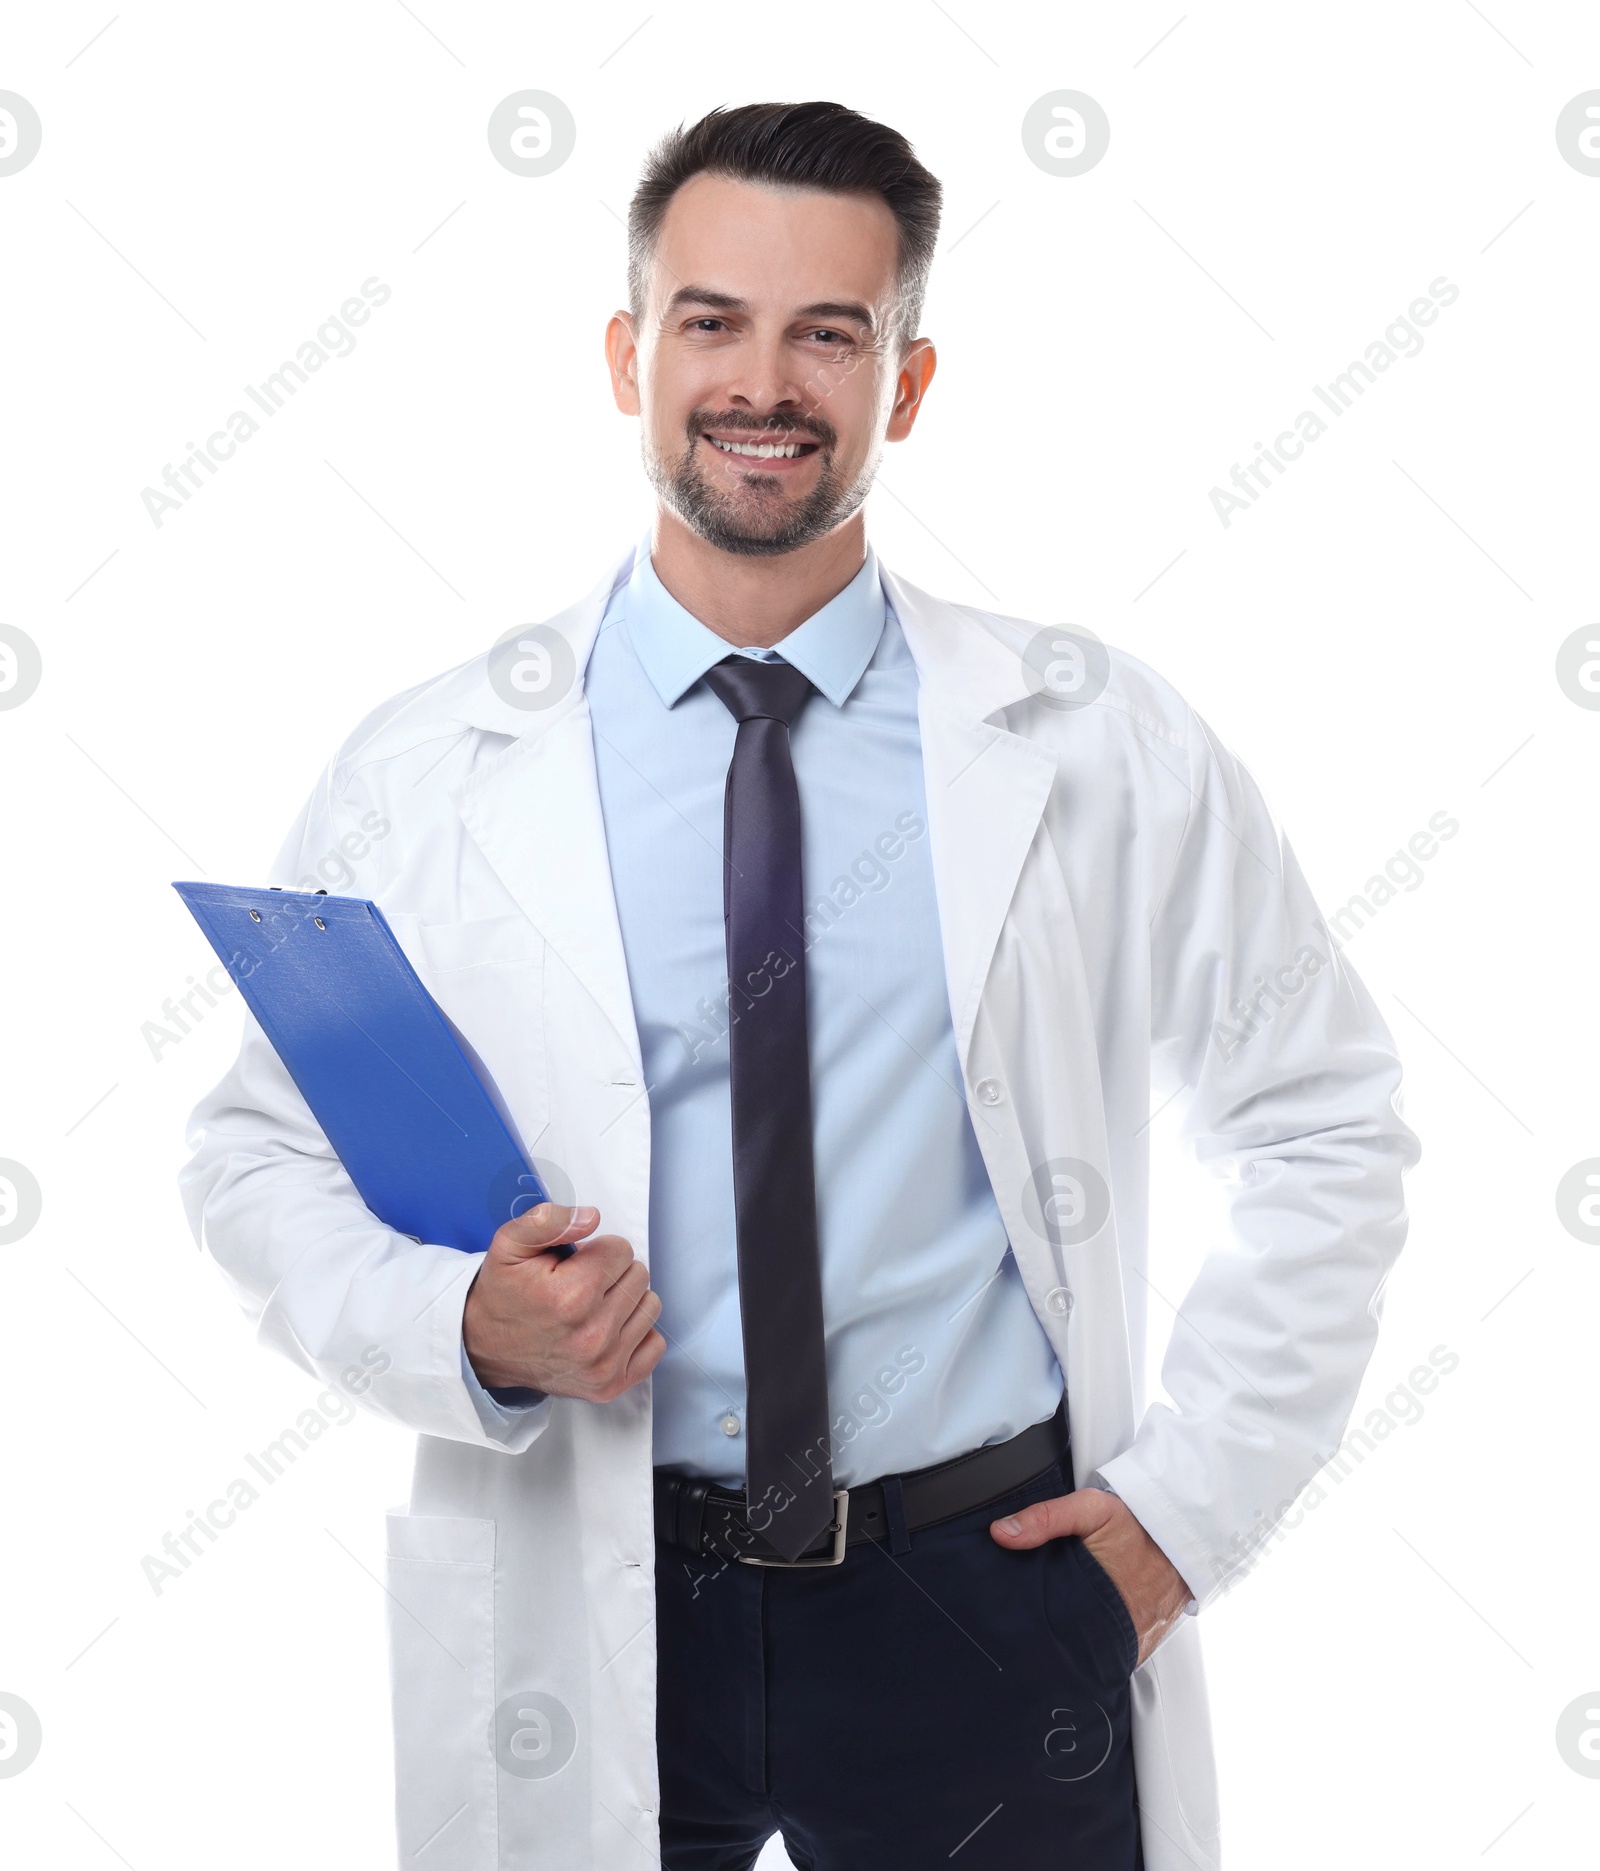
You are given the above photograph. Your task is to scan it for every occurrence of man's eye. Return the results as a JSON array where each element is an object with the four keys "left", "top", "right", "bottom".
[
  {"left": 810, "top": 329, "right": 847, "bottom": 344},
  {"left": 690, "top": 319, "right": 725, "bottom": 332}
]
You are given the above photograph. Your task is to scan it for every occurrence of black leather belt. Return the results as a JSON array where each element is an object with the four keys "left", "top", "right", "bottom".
[{"left": 654, "top": 1401, "right": 1069, "bottom": 1568}]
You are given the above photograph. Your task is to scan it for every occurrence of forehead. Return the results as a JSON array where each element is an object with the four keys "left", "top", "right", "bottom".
[{"left": 649, "top": 173, "right": 901, "bottom": 314}]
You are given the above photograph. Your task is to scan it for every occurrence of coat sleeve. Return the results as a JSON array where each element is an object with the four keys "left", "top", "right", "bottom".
[
  {"left": 177, "top": 759, "right": 552, "bottom": 1453},
  {"left": 1095, "top": 706, "right": 1420, "bottom": 1608}
]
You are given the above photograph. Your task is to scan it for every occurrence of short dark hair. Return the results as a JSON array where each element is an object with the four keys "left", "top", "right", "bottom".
[{"left": 627, "top": 101, "right": 943, "bottom": 347}]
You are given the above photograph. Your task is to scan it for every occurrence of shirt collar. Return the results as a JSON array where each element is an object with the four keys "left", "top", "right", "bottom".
[{"left": 619, "top": 531, "right": 887, "bottom": 710}]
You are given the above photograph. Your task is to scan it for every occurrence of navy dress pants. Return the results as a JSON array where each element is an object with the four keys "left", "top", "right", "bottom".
[{"left": 654, "top": 1457, "right": 1144, "bottom": 1871}]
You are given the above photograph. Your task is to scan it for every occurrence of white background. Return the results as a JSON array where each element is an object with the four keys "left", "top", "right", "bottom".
[{"left": 1, "top": 2, "right": 1596, "bottom": 1865}]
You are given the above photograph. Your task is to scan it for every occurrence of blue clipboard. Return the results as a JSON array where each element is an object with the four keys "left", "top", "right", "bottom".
[{"left": 174, "top": 882, "right": 551, "bottom": 1255}]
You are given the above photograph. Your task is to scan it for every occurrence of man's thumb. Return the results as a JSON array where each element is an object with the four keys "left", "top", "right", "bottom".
[
  {"left": 990, "top": 1488, "right": 1107, "bottom": 1549},
  {"left": 495, "top": 1201, "right": 599, "bottom": 1259}
]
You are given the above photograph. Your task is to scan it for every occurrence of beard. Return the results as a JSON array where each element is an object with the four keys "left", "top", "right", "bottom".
[{"left": 644, "top": 407, "right": 875, "bottom": 558}]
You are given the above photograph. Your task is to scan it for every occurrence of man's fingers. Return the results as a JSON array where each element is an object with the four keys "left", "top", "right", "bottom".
[
  {"left": 614, "top": 1281, "right": 662, "bottom": 1357},
  {"left": 989, "top": 1488, "right": 1112, "bottom": 1548},
  {"left": 592, "top": 1256, "right": 651, "bottom": 1330},
  {"left": 621, "top": 1325, "right": 667, "bottom": 1388},
  {"left": 494, "top": 1202, "right": 600, "bottom": 1260},
  {"left": 598, "top": 1244, "right": 653, "bottom": 1298},
  {"left": 581, "top": 1262, "right": 659, "bottom": 1373},
  {"left": 534, "top": 1234, "right": 637, "bottom": 1313},
  {"left": 577, "top": 1292, "right": 662, "bottom": 1400}
]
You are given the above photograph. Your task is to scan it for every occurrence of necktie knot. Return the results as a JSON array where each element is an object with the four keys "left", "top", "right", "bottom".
[{"left": 704, "top": 655, "right": 815, "bottom": 728}]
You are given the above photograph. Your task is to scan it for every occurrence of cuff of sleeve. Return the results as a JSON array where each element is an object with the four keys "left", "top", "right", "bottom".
[
  {"left": 1092, "top": 1452, "right": 1206, "bottom": 1614},
  {"left": 489, "top": 1383, "right": 548, "bottom": 1408},
  {"left": 459, "top": 1340, "right": 550, "bottom": 1435}
]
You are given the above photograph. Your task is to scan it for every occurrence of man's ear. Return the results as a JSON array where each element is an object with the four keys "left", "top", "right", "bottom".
[
  {"left": 606, "top": 312, "right": 642, "bottom": 415},
  {"left": 886, "top": 338, "right": 937, "bottom": 442}
]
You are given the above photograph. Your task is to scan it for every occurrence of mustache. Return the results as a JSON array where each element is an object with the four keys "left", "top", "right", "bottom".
[{"left": 687, "top": 409, "right": 836, "bottom": 449}]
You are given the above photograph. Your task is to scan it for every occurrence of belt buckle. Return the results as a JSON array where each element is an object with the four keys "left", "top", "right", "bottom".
[{"left": 736, "top": 1488, "right": 850, "bottom": 1568}]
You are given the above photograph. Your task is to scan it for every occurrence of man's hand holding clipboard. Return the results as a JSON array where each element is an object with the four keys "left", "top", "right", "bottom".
[
  {"left": 462, "top": 1199, "right": 664, "bottom": 1401},
  {"left": 173, "top": 880, "right": 664, "bottom": 1404}
]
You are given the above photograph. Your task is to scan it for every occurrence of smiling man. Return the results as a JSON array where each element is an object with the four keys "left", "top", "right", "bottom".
[{"left": 184, "top": 102, "right": 1419, "bottom": 1871}]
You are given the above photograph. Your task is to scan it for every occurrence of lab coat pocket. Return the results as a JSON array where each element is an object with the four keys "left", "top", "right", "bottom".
[{"left": 386, "top": 1512, "right": 498, "bottom": 1869}]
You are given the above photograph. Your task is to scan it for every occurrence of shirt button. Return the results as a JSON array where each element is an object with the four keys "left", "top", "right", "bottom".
[
  {"left": 974, "top": 1077, "right": 1004, "bottom": 1106},
  {"left": 1045, "top": 1285, "right": 1074, "bottom": 1316},
  {"left": 719, "top": 1413, "right": 741, "bottom": 1437}
]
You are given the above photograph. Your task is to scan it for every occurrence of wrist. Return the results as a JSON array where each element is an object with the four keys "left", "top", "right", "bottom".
[{"left": 461, "top": 1283, "right": 519, "bottom": 1391}]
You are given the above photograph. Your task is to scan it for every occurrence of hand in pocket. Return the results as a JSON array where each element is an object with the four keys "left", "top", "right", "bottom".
[{"left": 991, "top": 1486, "right": 1191, "bottom": 1667}]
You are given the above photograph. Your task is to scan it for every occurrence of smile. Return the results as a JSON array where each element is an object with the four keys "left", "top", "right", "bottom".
[{"left": 704, "top": 436, "right": 820, "bottom": 460}]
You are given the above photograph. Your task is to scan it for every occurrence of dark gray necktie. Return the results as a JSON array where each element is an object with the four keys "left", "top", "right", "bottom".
[{"left": 702, "top": 655, "right": 833, "bottom": 1560}]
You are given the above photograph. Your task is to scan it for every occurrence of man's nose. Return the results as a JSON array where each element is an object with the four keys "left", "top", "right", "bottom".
[{"left": 716, "top": 334, "right": 809, "bottom": 416}]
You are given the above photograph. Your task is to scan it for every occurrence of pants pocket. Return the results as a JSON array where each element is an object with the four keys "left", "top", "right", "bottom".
[
  {"left": 1072, "top": 1538, "right": 1140, "bottom": 1677},
  {"left": 1042, "top": 1534, "right": 1140, "bottom": 1685},
  {"left": 386, "top": 1512, "right": 498, "bottom": 1869}
]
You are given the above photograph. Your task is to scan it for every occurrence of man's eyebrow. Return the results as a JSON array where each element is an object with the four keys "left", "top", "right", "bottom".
[
  {"left": 660, "top": 288, "right": 878, "bottom": 332},
  {"left": 661, "top": 287, "right": 749, "bottom": 317},
  {"left": 796, "top": 301, "right": 876, "bottom": 331}
]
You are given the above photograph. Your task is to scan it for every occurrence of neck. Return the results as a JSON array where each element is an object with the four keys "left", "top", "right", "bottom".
[{"left": 649, "top": 508, "right": 867, "bottom": 648}]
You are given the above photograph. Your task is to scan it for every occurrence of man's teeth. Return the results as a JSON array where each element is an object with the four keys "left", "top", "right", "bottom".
[{"left": 708, "top": 437, "right": 808, "bottom": 458}]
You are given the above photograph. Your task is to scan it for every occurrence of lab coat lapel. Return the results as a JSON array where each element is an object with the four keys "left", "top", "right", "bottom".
[
  {"left": 445, "top": 549, "right": 1060, "bottom": 1084},
  {"left": 881, "top": 567, "right": 1058, "bottom": 1068},
  {"left": 447, "top": 548, "right": 643, "bottom": 1068},
  {"left": 884, "top": 565, "right": 1138, "bottom": 1472}
]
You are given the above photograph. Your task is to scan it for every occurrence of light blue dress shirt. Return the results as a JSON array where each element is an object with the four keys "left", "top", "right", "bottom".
[{"left": 582, "top": 539, "right": 1063, "bottom": 1485}]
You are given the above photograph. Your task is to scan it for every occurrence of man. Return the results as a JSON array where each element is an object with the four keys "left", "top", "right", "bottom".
[{"left": 181, "top": 101, "right": 1419, "bottom": 1870}]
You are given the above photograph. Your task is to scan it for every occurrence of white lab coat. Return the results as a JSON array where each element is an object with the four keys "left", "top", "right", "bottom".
[{"left": 181, "top": 542, "right": 1418, "bottom": 1870}]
